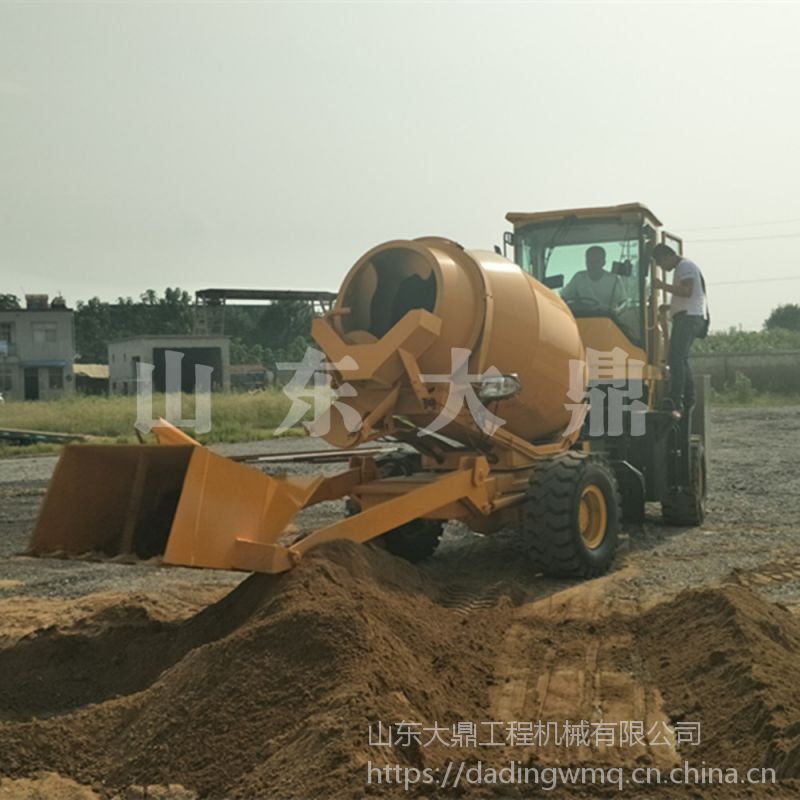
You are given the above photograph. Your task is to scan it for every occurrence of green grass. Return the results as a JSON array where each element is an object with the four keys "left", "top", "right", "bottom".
[
  {"left": 707, "top": 370, "right": 800, "bottom": 407},
  {"left": 1, "top": 383, "right": 797, "bottom": 459},
  {"left": 0, "top": 441, "right": 64, "bottom": 458},
  {"left": 0, "top": 390, "right": 304, "bottom": 454},
  {"left": 694, "top": 327, "right": 800, "bottom": 354},
  {"left": 710, "top": 389, "right": 800, "bottom": 407}
]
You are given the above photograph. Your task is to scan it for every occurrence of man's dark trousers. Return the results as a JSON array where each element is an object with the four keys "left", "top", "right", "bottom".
[{"left": 668, "top": 312, "right": 706, "bottom": 411}]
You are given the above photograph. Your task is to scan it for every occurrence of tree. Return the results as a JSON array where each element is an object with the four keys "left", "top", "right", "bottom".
[
  {"left": 74, "top": 288, "right": 194, "bottom": 362},
  {"left": 0, "top": 294, "right": 20, "bottom": 309},
  {"left": 74, "top": 297, "right": 115, "bottom": 362},
  {"left": 73, "top": 291, "right": 315, "bottom": 366},
  {"left": 765, "top": 303, "right": 800, "bottom": 332},
  {"left": 230, "top": 341, "right": 267, "bottom": 365},
  {"left": 260, "top": 301, "right": 314, "bottom": 360}
]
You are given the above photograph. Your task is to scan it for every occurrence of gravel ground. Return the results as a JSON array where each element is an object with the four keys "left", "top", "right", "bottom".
[
  {"left": 1, "top": 407, "right": 799, "bottom": 613},
  {"left": 628, "top": 406, "right": 800, "bottom": 607},
  {"left": 1, "top": 407, "right": 799, "bottom": 800},
  {"left": 0, "top": 437, "right": 367, "bottom": 601}
]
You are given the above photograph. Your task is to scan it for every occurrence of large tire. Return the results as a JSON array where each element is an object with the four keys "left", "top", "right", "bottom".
[
  {"left": 377, "top": 518, "right": 444, "bottom": 563},
  {"left": 346, "top": 452, "right": 443, "bottom": 563},
  {"left": 524, "top": 451, "right": 620, "bottom": 579},
  {"left": 661, "top": 439, "right": 706, "bottom": 526}
]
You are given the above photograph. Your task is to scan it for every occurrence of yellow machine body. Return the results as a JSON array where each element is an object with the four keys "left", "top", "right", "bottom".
[
  {"left": 31, "top": 206, "right": 680, "bottom": 575},
  {"left": 317, "top": 237, "right": 585, "bottom": 447}
]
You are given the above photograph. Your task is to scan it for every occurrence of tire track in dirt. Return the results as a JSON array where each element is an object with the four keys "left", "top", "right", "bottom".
[{"left": 489, "top": 568, "right": 679, "bottom": 770}]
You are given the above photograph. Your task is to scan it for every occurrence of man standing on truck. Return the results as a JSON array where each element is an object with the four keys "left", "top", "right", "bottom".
[{"left": 652, "top": 243, "right": 709, "bottom": 416}]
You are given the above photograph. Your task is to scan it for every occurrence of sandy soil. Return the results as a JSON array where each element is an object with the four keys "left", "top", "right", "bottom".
[{"left": 0, "top": 407, "right": 798, "bottom": 798}]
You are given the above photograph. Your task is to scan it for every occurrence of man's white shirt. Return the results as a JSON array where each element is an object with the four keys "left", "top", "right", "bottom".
[
  {"left": 561, "top": 271, "right": 625, "bottom": 310},
  {"left": 670, "top": 258, "right": 706, "bottom": 317}
]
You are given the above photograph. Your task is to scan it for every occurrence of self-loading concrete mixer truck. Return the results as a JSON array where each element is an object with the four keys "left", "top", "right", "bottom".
[{"left": 30, "top": 203, "right": 707, "bottom": 579}]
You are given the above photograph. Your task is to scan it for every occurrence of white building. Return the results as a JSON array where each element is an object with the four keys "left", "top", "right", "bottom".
[
  {"left": 0, "top": 295, "right": 75, "bottom": 401},
  {"left": 108, "top": 335, "right": 231, "bottom": 395}
]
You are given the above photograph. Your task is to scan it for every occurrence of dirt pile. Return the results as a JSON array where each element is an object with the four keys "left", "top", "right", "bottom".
[
  {"left": 0, "top": 585, "right": 233, "bottom": 648},
  {"left": 0, "top": 773, "right": 196, "bottom": 800},
  {"left": 0, "top": 542, "right": 503, "bottom": 799},
  {"left": 2, "top": 541, "right": 800, "bottom": 799},
  {"left": 637, "top": 584, "right": 800, "bottom": 778},
  {"left": 0, "top": 772, "right": 102, "bottom": 800}
]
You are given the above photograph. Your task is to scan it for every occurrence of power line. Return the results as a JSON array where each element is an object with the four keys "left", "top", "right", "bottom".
[
  {"left": 709, "top": 276, "right": 800, "bottom": 287},
  {"left": 687, "top": 231, "right": 800, "bottom": 244},
  {"left": 679, "top": 216, "right": 800, "bottom": 232}
]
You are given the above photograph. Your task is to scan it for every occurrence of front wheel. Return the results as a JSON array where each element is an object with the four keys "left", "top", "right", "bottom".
[{"left": 524, "top": 452, "right": 620, "bottom": 578}]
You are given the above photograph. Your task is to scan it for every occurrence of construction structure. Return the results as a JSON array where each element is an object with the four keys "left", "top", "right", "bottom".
[
  {"left": 0, "top": 295, "right": 75, "bottom": 401},
  {"left": 230, "top": 363, "right": 273, "bottom": 391},
  {"left": 108, "top": 335, "right": 231, "bottom": 395},
  {"left": 193, "top": 288, "right": 336, "bottom": 335},
  {"left": 73, "top": 363, "right": 110, "bottom": 395}
]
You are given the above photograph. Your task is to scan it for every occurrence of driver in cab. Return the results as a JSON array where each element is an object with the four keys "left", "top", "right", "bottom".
[{"left": 560, "top": 245, "right": 626, "bottom": 313}]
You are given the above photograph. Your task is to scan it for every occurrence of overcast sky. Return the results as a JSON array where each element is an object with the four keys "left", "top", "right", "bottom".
[{"left": 2, "top": 1, "right": 799, "bottom": 330}]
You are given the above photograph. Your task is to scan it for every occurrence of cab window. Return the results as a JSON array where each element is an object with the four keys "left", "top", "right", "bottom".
[{"left": 514, "top": 219, "right": 644, "bottom": 345}]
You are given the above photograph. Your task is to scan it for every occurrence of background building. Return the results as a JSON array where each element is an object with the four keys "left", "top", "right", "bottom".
[
  {"left": 230, "top": 363, "right": 273, "bottom": 391},
  {"left": 73, "top": 363, "right": 110, "bottom": 395},
  {"left": 108, "top": 335, "right": 231, "bottom": 395},
  {"left": 0, "top": 295, "right": 75, "bottom": 401}
]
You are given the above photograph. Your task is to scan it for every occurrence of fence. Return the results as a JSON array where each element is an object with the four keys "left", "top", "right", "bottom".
[{"left": 691, "top": 350, "right": 800, "bottom": 392}]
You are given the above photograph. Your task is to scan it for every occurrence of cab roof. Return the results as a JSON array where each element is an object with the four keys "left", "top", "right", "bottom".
[{"left": 505, "top": 202, "right": 662, "bottom": 228}]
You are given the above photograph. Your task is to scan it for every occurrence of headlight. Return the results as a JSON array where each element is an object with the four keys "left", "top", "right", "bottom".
[{"left": 477, "top": 374, "right": 522, "bottom": 401}]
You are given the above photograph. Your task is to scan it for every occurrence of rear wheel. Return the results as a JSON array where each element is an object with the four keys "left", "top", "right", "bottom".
[
  {"left": 346, "top": 452, "right": 443, "bottom": 563},
  {"left": 524, "top": 451, "right": 620, "bottom": 578},
  {"left": 661, "top": 439, "right": 706, "bottom": 526}
]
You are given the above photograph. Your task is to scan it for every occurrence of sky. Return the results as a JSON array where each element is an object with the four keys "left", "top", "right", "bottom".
[{"left": 2, "top": 1, "right": 800, "bottom": 331}]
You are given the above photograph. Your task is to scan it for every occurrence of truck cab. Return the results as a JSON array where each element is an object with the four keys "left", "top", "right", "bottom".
[
  {"left": 506, "top": 203, "right": 706, "bottom": 526},
  {"left": 507, "top": 203, "right": 668, "bottom": 391}
]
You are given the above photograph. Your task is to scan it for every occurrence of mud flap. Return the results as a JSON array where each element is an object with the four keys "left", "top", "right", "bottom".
[{"left": 612, "top": 460, "right": 645, "bottom": 524}]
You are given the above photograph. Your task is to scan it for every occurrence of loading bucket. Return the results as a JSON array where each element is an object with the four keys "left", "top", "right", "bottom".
[{"left": 29, "top": 444, "right": 323, "bottom": 571}]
